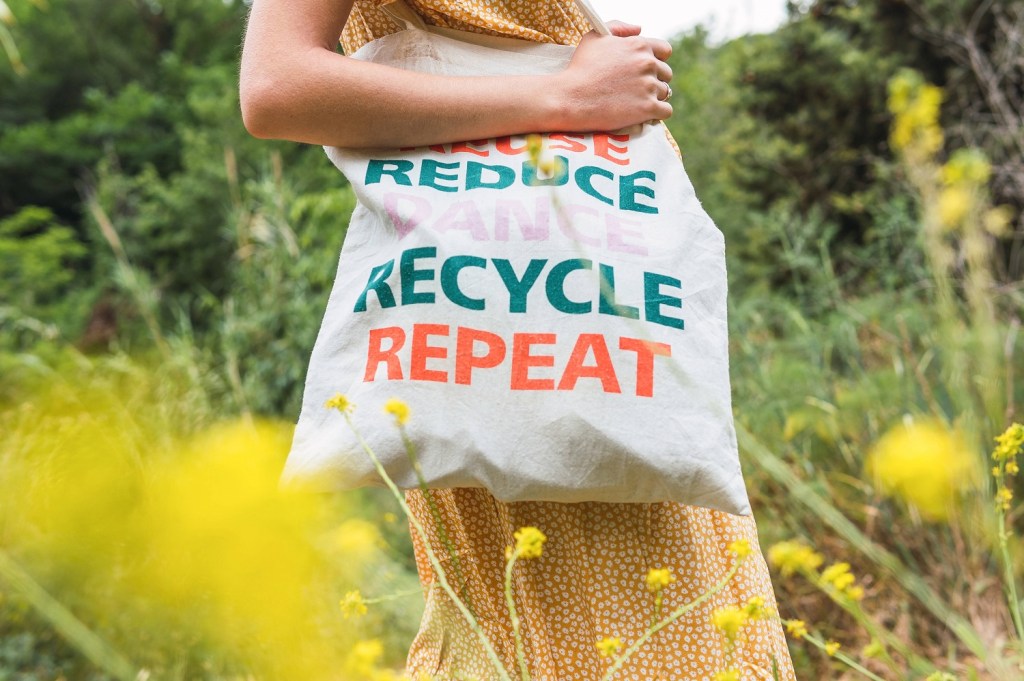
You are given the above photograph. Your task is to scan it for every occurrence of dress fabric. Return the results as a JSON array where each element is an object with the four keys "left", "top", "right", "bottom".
[{"left": 342, "top": 3, "right": 797, "bottom": 679}]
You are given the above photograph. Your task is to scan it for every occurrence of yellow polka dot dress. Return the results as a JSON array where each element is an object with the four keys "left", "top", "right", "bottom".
[{"left": 342, "top": 3, "right": 797, "bottom": 679}]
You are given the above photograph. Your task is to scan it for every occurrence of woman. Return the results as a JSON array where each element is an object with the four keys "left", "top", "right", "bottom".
[{"left": 240, "top": 1, "right": 797, "bottom": 678}]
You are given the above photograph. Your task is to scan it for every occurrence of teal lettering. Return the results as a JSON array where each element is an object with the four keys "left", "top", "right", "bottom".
[
  {"left": 522, "top": 156, "right": 569, "bottom": 187},
  {"left": 419, "top": 160, "right": 461, "bottom": 193},
  {"left": 401, "top": 248, "right": 437, "bottom": 305},
  {"left": 493, "top": 259, "right": 546, "bottom": 314},
  {"left": 366, "top": 159, "right": 414, "bottom": 187},
  {"left": 467, "top": 162, "right": 516, "bottom": 190},
  {"left": 644, "top": 272, "right": 685, "bottom": 330},
  {"left": 354, "top": 260, "right": 397, "bottom": 312},
  {"left": 575, "top": 166, "right": 615, "bottom": 206},
  {"left": 620, "top": 170, "right": 659, "bottom": 214},
  {"left": 598, "top": 264, "right": 640, "bottom": 319},
  {"left": 441, "top": 256, "right": 487, "bottom": 311},
  {"left": 546, "top": 259, "right": 593, "bottom": 315}
]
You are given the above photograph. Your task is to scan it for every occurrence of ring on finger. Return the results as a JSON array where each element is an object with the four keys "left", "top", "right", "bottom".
[{"left": 660, "top": 82, "right": 673, "bottom": 101}]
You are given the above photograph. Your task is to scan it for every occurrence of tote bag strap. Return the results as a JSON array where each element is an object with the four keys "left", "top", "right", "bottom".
[{"left": 381, "top": 0, "right": 610, "bottom": 35}]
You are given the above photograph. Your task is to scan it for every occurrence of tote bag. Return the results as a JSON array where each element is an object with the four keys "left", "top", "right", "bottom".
[{"left": 280, "top": 0, "right": 752, "bottom": 516}]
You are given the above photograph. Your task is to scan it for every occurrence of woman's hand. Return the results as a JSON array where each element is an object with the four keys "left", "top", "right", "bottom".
[
  {"left": 240, "top": 0, "right": 673, "bottom": 149},
  {"left": 555, "top": 21, "right": 674, "bottom": 132}
]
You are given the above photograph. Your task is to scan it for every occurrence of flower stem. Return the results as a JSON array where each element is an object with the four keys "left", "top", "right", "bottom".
[
  {"left": 504, "top": 550, "right": 531, "bottom": 681},
  {"left": 801, "top": 632, "right": 887, "bottom": 681},
  {"left": 0, "top": 549, "right": 140, "bottom": 681},
  {"left": 400, "top": 425, "right": 474, "bottom": 616},
  {"left": 344, "top": 414, "right": 512, "bottom": 681},
  {"left": 602, "top": 559, "right": 742, "bottom": 681},
  {"left": 996, "top": 507, "right": 1024, "bottom": 641}
]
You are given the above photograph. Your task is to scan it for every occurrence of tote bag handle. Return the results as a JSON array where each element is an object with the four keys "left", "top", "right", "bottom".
[{"left": 381, "top": 0, "right": 611, "bottom": 35}]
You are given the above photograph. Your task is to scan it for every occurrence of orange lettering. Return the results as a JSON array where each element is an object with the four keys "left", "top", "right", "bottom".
[
  {"left": 619, "top": 337, "right": 672, "bottom": 397},
  {"left": 450, "top": 140, "right": 490, "bottom": 157},
  {"left": 511, "top": 333, "right": 557, "bottom": 390},
  {"left": 411, "top": 324, "right": 450, "bottom": 382},
  {"left": 558, "top": 334, "right": 621, "bottom": 393},
  {"left": 594, "top": 133, "right": 630, "bottom": 166},
  {"left": 548, "top": 133, "right": 588, "bottom": 154},
  {"left": 495, "top": 136, "right": 528, "bottom": 156},
  {"left": 455, "top": 327, "right": 506, "bottom": 385},
  {"left": 364, "top": 327, "right": 406, "bottom": 382}
]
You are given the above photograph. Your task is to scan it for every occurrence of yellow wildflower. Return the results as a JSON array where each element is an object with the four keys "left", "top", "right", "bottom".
[
  {"left": 595, "top": 636, "right": 622, "bottom": 659},
  {"left": 984, "top": 206, "right": 1014, "bottom": 236},
  {"left": 767, "top": 540, "right": 824, "bottom": 577},
  {"left": 646, "top": 568, "right": 676, "bottom": 593},
  {"left": 713, "top": 670, "right": 741, "bottom": 681},
  {"left": 996, "top": 487, "right": 1014, "bottom": 512},
  {"left": 993, "top": 423, "right": 1024, "bottom": 462},
  {"left": 325, "top": 393, "right": 354, "bottom": 414},
  {"left": 526, "top": 134, "right": 543, "bottom": 163},
  {"left": 712, "top": 605, "right": 749, "bottom": 642},
  {"left": 1008, "top": 461, "right": 1020, "bottom": 476},
  {"left": 383, "top": 397, "right": 410, "bottom": 425},
  {"left": 993, "top": 465, "right": 1002, "bottom": 478},
  {"left": 938, "top": 186, "right": 973, "bottom": 230},
  {"left": 825, "top": 640, "right": 841, "bottom": 656},
  {"left": 862, "top": 639, "right": 885, "bottom": 659},
  {"left": 340, "top": 590, "right": 368, "bottom": 619},
  {"left": 925, "top": 673, "right": 956, "bottom": 681},
  {"left": 513, "top": 526, "right": 546, "bottom": 559},
  {"left": 888, "top": 72, "right": 944, "bottom": 156},
  {"left": 345, "top": 639, "right": 385, "bottom": 677},
  {"left": 785, "top": 619, "right": 808, "bottom": 639},
  {"left": 866, "top": 419, "right": 977, "bottom": 522},
  {"left": 743, "top": 596, "right": 768, "bottom": 619},
  {"left": 820, "top": 562, "right": 856, "bottom": 591},
  {"left": 728, "top": 538, "right": 752, "bottom": 559},
  {"left": 844, "top": 585, "right": 865, "bottom": 601},
  {"left": 942, "top": 149, "right": 992, "bottom": 185}
]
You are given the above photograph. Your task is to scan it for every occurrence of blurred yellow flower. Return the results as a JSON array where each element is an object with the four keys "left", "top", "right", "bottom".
[
  {"left": 345, "top": 639, "right": 385, "bottom": 678},
  {"left": 993, "top": 423, "right": 1024, "bottom": 462},
  {"left": 513, "top": 526, "right": 546, "bottom": 559},
  {"left": 996, "top": 487, "right": 1014, "bottom": 512},
  {"left": 326, "top": 393, "right": 354, "bottom": 414},
  {"left": 942, "top": 149, "right": 992, "bottom": 185},
  {"left": 384, "top": 398, "right": 410, "bottom": 425},
  {"left": 742, "top": 596, "right": 769, "bottom": 619},
  {"left": 820, "top": 562, "right": 856, "bottom": 591},
  {"left": 712, "top": 605, "right": 749, "bottom": 642},
  {"left": 768, "top": 540, "right": 824, "bottom": 577},
  {"left": 825, "top": 640, "right": 841, "bottom": 656},
  {"left": 340, "top": 590, "right": 368, "bottom": 619},
  {"left": 866, "top": 419, "right": 978, "bottom": 522},
  {"left": 595, "top": 636, "right": 622, "bottom": 659},
  {"left": 713, "top": 670, "right": 741, "bottom": 681},
  {"left": 938, "top": 185, "right": 973, "bottom": 230},
  {"left": 862, "top": 639, "right": 885, "bottom": 659},
  {"left": 888, "top": 72, "right": 944, "bottom": 157},
  {"left": 785, "top": 619, "right": 808, "bottom": 640},
  {"left": 984, "top": 206, "right": 1014, "bottom": 236},
  {"left": 646, "top": 568, "right": 676, "bottom": 593},
  {"left": 728, "top": 539, "right": 752, "bottom": 559}
]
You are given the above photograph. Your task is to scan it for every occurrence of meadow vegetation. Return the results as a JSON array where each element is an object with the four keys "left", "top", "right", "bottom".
[{"left": 1, "top": 0, "right": 1023, "bottom": 678}]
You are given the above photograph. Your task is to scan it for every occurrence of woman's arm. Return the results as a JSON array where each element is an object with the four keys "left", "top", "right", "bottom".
[{"left": 239, "top": 0, "right": 673, "bottom": 148}]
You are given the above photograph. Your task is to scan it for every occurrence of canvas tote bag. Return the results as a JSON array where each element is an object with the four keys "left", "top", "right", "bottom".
[{"left": 280, "top": 0, "right": 752, "bottom": 516}]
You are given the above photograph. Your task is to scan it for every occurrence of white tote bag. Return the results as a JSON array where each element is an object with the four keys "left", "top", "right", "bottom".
[{"left": 281, "top": 0, "right": 752, "bottom": 516}]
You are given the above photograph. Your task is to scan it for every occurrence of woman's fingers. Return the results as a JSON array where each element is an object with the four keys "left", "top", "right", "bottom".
[
  {"left": 646, "top": 37, "right": 672, "bottom": 61},
  {"left": 655, "top": 60, "right": 673, "bottom": 87},
  {"left": 606, "top": 20, "right": 642, "bottom": 37}
]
